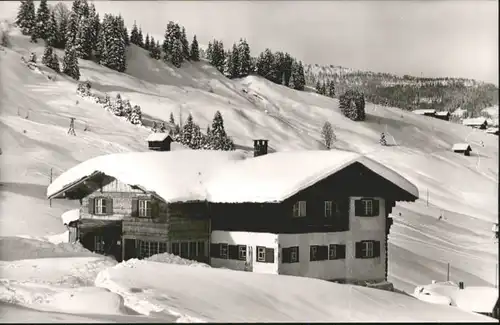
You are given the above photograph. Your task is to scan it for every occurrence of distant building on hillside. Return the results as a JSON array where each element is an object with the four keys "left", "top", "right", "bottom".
[
  {"left": 452, "top": 143, "right": 472, "bottom": 156},
  {"left": 47, "top": 142, "right": 419, "bottom": 285},
  {"left": 434, "top": 111, "right": 450, "bottom": 121},
  {"left": 462, "top": 117, "right": 488, "bottom": 130},
  {"left": 146, "top": 133, "right": 173, "bottom": 151},
  {"left": 412, "top": 109, "right": 436, "bottom": 117}
]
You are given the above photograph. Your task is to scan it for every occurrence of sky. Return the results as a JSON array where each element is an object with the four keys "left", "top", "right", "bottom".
[{"left": 1, "top": 1, "right": 498, "bottom": 84}]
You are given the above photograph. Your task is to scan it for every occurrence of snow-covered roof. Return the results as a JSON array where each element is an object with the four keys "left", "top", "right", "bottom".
[
  {"left": 146, "top": 133, "right": 171, "bottom": 142},
  {"left": 47, "top": 150, "right": 419, "bottom": 203},
  {"left": 413, "top": 109, "right": 436, "bottom": 115},
  {"left": 462, "top": 117, "right": 487, "bottom": 126},
  {"left": 486, "top": 127, "right": 499, "bottom": 134},
  {"left": 435, "top": 111, "right": 450, "bottom": 116},
  {"left": 452, "top": 143, "right": 471, "bottom": 151},
  {"left": 61, "top": 209, "right": 80, "bottom": 225}
]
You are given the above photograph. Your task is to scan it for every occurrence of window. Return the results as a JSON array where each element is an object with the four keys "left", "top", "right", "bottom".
[
  {"left": 180, "top": 242, "right": 189, "bottom": 258},
  {"left": 310, "top": 245, "right": 328, "bottom": 261},
  {"left": 220, "top": 243, "right": 228, "bottom": 259},
  {"left": 256, "top": 246, "right": 275, "bottom": 263},
  {"left": 282, "top": 246, "right": 300, "bottom": 263},
  {"left": 138, "top": 199, "right": 152, "bottom": 217},
  {"left": 94, "top": 235, "right": 105, "bottom": 254},
  {"left": 238, "top": 245, "right": 247, "bottom": 260},
  {"left": 189, "top": 242, "right": 197, "bottom": 259},
  {"left": 329, "top": 244, "right": 346, "bottom": 260},
  {"left": 325, "top": 201, "right": 333, "bottom": 217},
  {"left": 197, "top": 241, "right": 206, "bottom": 257},
  {"left": 293, "top": 201, "right": 307, "bottom": 217},
  {"left": 94, "top": 198, "right": 109, "bottom": 215},
  {"left": 137, "top": 240, "right": 168, "bottom": 259},
  {"left": 172, "top": 242, "right": 180, "bottom": 255},
  {"left": 355, "top": 241, "right": 380, "bottom": 259},
  {"left": 355, "top": 198, "right": 380, "bottom": 217}
]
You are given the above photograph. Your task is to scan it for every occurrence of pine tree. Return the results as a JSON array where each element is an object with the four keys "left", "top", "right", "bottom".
[
  {"left": 65, "top": 12, "right": 79, "bottom": 48},
  {"left": 190, "top": 35, "right": 199, "bottom": 61},
  {"left": 169, "top": 112, "right": 175, "bottom": 125},
  {"left": 223, "top": 50, "right": 232, "bottom": 78},
  {"left": 315, "top": 80, "right": 322, "bottom": 94},
  {"left": 256, "top": 48, "right": 275, "bottom": 80},
  {"left": 339, "top": 89, "right": 366, "bottom": 121},
  {"left": 158, "top": 122, "right": 167, "bottom": 133},
  {"left": 191, "top": 124, "right": 203, "bottom": 149},
  {"left": 320, "top": 81, "right": 327, "bottom": 95},
  {"left": 144, "top": 34, "right": 150, "bottom": 51},
  {"left": 210, "top": 110, "right": 234, "bottom": 150},
  {"left": 180, "top": 27, "right": 190, "bottom": 59},
  {"left": 130, "top": 21, "right": 139, "bottom": 45},
  {"left": 89, "top": 3, "right": 100, "bottom": 51},
  {"left": 290, "top": 60, "right": 305, "bottom": 90},
  {"left": 112, "top": 93, "right": 124, "bottom": 116},
  {"left": 149, "top": 37, "right": 161, "bottom": 60},
  {"left": 138, "top": 28, "right": 144, "bottom": 48},
  {"left": 154, "top": 40, "right": 161, "bottom": 60},
  {"left": 75, "top": 16, "right": 93, "bottom": 59},
  {"left": 170, "top": 38, "right": 184, "bottom": 68},
  {"left": 238, "top": 38, "right": 251, "bottom": 77},
  {"left": 162, "top": 21, "right": 176, "bottom": 61},
  {"left": 328, "top": 80, "right": 335, "bottom": 97},
  {"left": 55, "top": 10, "right": 68, "bottom": 49},
  {"left": 50, "top": 52, "right": 60, "bottom": 73},
  {"left": 35, "top": 0, "right": 50, "bottom": 40},
  {"left": 123, "top": 99, "right": 133, "bottom": 118},
  {"left": 181, "top": 113, "right": 195, "bottom": 147},
  {"left": 62, "top": 46, "right": 80, "bottom": 80},
  {"left": 16, "top": 0, "right": 36, "bottom": 35},
  {"left": 42, "top": 45, "right": 53, "bottom": 66},
  {"left": 229, "top": 43, "right": 240, "bottom": 78},
  {"left": 97, "top": 15, "right": 127, "bottom": 72},
  {"left": 321, "top": 121, "right": 334, "bottom": 149},
  {"left": 129, "top": 105, "right": 142, "bottom": 125},
  {"left": 45, "top": 11, "right": 58, "bottom": 47}
]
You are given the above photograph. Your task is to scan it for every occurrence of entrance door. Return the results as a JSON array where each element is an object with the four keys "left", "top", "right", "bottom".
[
  {"left": 245, "top": 246, "right": 253, "bottom": 272},
  {"left": 124, "top": 239, "right": 137, "bottom": 261}
]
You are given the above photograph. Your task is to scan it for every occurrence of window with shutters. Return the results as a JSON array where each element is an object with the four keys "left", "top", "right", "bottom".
[
  {"left": 325, "top": 201, "right": 333, "bottom": 217},
  {"left": 310, "top": 245, "right": 328, "bottom": 261},
  {"left": 138, "top": 199, "right": 152, "bottom": 217},
  {"left": 94, "top": 198, "right": 107, "bottom": 215},
  {"left": 293, "top": 201, "right": 307, "bottom": 217},
  {"left": 282, "top": 246, "right": 299, "bottom": 263},
  {"left": 256, "top": 246, "right": 266, "bottom": 262},
  {"left": 238, "top": 245, "right": 247, "bottom": 260},
  {"left": 362, "top": 199, "right": 373, "bottom": 216},
  {"left": 362, "top": 241, "right": 374, "bottom": 258},
  {"left": 329, "top": 244, "right": 346, "bottom": 260},
  {"left": 355, "top": 240, "right": 380, "bottom": 259},
  {"left": 220, "top": 243, "right": 228, "bottom": 259}
]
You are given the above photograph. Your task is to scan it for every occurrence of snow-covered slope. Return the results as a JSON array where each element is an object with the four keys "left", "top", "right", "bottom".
[{"left": 0, "top": 24, "right": 498, "bottom": 321}]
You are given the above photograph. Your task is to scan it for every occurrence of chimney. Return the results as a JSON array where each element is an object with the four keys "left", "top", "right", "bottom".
[
  {"left": 459, "top": 282, "right": 464, "bottom": 290},
  {"left": 253, "top": 139, "right": 269, "bottom": 157}
]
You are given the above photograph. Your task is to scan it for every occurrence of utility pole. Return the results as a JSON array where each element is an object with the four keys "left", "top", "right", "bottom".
[
  {"left": 426, "top": 189, "right": 429, "bottom": 207},
  {"left": 49, "top": 168, "right": 53, "bottom": 207}
]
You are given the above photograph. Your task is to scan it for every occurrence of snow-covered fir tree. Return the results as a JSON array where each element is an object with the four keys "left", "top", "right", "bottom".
[
  {"left": 123, "top": 99, "right": 133, "bottom": 118},
  {"left": 190, "top": 35, "right": 199, "bottom": 61},
  {"left": 180, "top": 27, "right": 190, "bottom": 60},
  {"left": 238, "top": 38, "right": 251, "bottom": 77},
  {"left": 144, "top": 34, "right": 150, "bottom": 51},
  {"left": 290, "top": 60, "right": 305, "bottom": 90},
  {"left": 42, "top": 46, "right": 60, "bottom": 72},
  {"left": 97, "top": 14, "right": 127, "bottom": 72},
  {"left": 16, "top": 0, "right": 36, "bottom": 35},
  {"left": 170, "top": 38, "right": 184, "bottom": 68},
  {"left": 75, "top": 16, "right": 94, "bottom": 59},
  {"left": 315, "top": 80, "right": 322, "bottom": 94},
  {"left": 103, "top": 94, "right": 112, "bottom": 110},
  {"left": 207, "top": 39, "right": 225, "bottom": 73},
  {"left": 209, "top": 110, "right": 234, "bottom": 151},
  {"left": 229, "top": 43, "right": 240, "bottom": 78},
  {"left": 35, "top": 0, "right": 50, "bottom": 40},
  {"left": 162, "top": 21, "right": 178, "bottom": 61},
  {"left": 256, "top": 48, "right": 275, "bottom": 80},
  {"left": 112, "top": 93, "right": 124, "bottom": 116},
  {"left": 138, "top": 28, "right": 144, "bottom": 48},
  {"left": 328, "top": 80, "right": 335, "bottom": 97},
  {"left": 321, "top": 121, "right": 334, "bottom": 149},
  {"left": 191, "top": 124, "right": 203, "bottom": 149},
  {"left": 62, "top": 46, "right": 80, "bottom": 80},
  {"left": 223, "top": 50, "right": 232, "bottom": 78},
  {"left": 151, "top": 121, "right": 158, "bottom": 132},
  {"left": 45, "top": 11, "right": 58, "bottom": 47},
  {"left": 148, "top": 37, "right": 161, "bottom": 60},
  {"left": 54, "top": 3, "right": 69, "bottom": 49},
  {"left": 89, "top": 4, "right": 100, "bottom": 51},
  {"left": 339, "top": 89, "right": 366, "bottom": 121},
  {"left": 169, "top": 112, "right": 175, "bottom": 125},
  {"left": 129, "top": 105, "right": 142, "bottom": 125},
  {"left": 181, "top": 113, "right": 195, "bottom": 147},
  {"left": 158, "top": 122, "right": 167, "bottom": 133},
  {"left": 130, "top": 21, "right": 140, "bottom": 45},
  {"left": 116, "top": 15, "right": 129, "bottom": 46},
  {"left": 65, "top": 11, "right": 79, "bottom": 48}
]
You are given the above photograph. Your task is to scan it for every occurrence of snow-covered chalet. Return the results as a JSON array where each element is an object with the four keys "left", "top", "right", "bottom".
[{"left": 47, "top": 140, "right": 419, "bottom": 283}]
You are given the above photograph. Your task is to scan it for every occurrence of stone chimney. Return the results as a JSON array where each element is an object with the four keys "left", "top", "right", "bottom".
[
  {"left": 253, "top": 139, "right": 269, "bottom": 157},
  {"left": 459, "top": 281, "right": 464, "bottom": 290}
]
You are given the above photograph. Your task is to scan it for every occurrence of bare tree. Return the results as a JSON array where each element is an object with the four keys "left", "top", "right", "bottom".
[
  {"left": 51, "top": 2, "right": 70, "bottom": 26},
  {"left": 321, "top": 121, "right": 335, "bottom": 149}
]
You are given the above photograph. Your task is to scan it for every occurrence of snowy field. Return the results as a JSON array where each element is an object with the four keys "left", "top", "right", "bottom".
[{"left": 0, "top": 19, "right": 498, "bottom": 322}]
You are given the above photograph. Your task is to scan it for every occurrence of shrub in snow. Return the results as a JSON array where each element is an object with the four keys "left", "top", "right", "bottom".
[
  {"left": 339, "top": 89, "right": 366, "bottom": 121},
  {"left": 103, "top": 94, "right": 112, "bottom": 110},
  {"left": 112, "top": 93, "right": 124, "bottom": 116},
  {"left": 380, "top": 133, "right": 387, "bottom": 146},
  {"left": 76, "top": 81, "right": 92, "bottom": 97},
  {"left": 123, "top": 99, "right": 133, "bottom": 118}
]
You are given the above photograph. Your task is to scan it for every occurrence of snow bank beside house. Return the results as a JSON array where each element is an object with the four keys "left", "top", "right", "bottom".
[
  {"left": 145, "top": 252, "right": 210, "bottom": 267},
  {"left": 95, "top": 260, "right": 495, "bottom": 322},
  {"left": 0, "top": 236, "right": 96, "bottom": 261}
]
